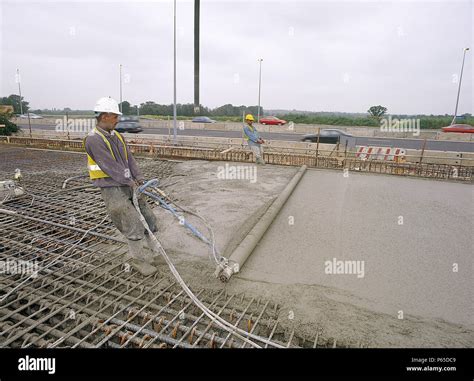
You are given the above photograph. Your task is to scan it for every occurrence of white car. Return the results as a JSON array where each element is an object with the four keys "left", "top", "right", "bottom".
[{"left": 19, "top": 113, "right": 43, "bottom": 119}]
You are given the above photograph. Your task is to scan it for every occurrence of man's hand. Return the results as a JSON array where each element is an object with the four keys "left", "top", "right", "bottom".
[
  {"left": 130, "top": 179, "right": 141, "bottom": 193},
  {"left": 258, "top": 138, "right": 265, "bottom": 144}
]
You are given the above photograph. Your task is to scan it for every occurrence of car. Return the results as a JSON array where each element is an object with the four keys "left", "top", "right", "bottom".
[
  {"left": 114, "top": 121, "right": 143, "bottom": 133},
  {"left": 441, "top": 124, "right": 474, "bottom": 133},
  {"left": 192, "top": 116, "right": 216, "bottom": 123},
  {"left": 259, "top": 116, "right": 287, "bottom": 125},
  {"left": 119, "top": 115, "right": 139, "bottom": 123},
  {"left": 301, "top": 129, "right": 353, "bottom": 144},
  {"left": 19, "top": 113, "right": 43, "bottom": 119}
]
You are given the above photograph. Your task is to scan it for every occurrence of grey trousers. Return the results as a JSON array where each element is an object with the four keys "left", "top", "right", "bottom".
[
  {"left": 249, "top": 144, "right": 264, "bottom": 160},
  {"left": 100, "top": 186, "right": 158, "bottom": 241}
]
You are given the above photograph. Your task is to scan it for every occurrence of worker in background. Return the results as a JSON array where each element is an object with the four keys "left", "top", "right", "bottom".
[
  {"left": 84, "top": 97, "right": 159, "bottom": 276},
  {"left": 243, "top": 114, "right": 265, "bottom": 165}
]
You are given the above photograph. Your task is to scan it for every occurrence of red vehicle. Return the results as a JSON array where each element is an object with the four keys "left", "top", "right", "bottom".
[
  {"left": 259, "top": 116, "right": 287, "bottom": 125},
  {"left": 441, "top": 124, "right": 474, "bottom": 133}
]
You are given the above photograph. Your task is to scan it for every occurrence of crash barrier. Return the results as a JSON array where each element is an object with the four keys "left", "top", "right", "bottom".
[{"left": 1, "top": 135, "right": 472, "bottom": 182}]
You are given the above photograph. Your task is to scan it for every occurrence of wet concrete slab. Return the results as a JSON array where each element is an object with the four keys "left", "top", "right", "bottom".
[{"left": 241, "top": 168, "right": 473, "bottom": 326}]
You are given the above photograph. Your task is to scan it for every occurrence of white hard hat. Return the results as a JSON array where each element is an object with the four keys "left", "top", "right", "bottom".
[{"left": 94, "top": 97, "right": 122, "bottom": 115}]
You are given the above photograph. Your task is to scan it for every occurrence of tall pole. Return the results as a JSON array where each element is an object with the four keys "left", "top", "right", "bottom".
[
  {"left": 194, "top": 0, "right": 200, "bottom": 114},
  {"left": 451, "top": 47, "right": 470, "bottom": 125},
  {"left": 16, "top": 68, "right": 23, "bottom": 115},
  {"left": 119, "top": 64, "right": 123, "bottom": 113},
  {"left": 257, "top": 58, "right": 263, "bottom": 123},
  {"left": 17, "top": 68, "right": 31, "bottom": 136},
  {"left": 173, "top": 0, "right": 177, "bottom": 144}
]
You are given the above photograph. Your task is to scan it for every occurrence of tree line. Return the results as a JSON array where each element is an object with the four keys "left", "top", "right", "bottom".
[
  {"left": 120, "top": 101, "right": 262, "bottom": 118},
  {"left": 2, "top": 94, "right": 473, "bottom": 129}
]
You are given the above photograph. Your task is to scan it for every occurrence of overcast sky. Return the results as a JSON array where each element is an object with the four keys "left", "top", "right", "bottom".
[{"left": 0, "top": 0, "right": 472, "bottom": 115}]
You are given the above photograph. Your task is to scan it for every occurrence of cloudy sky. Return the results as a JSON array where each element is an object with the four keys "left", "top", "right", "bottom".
[{"left": 0, "top": 0, "right": 472, "bottom": 115}]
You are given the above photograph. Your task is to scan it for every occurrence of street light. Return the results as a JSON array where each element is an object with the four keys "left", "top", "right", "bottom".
[
  {"left": 173, "top": 0, "right": 177, "bottom": 144},
  {"left": 119, "top": 64, "right": 123, "bottom": 113},
  {"left": 16, "top": 68, "right": 23, "bottom": 115},
  {"left": 451, "top": 47, "right": 470, "bottom": 125},
  {"left": 257, "top": 58, "right": 263, "bottom": 123},
  {"left": 16, "top": 68, "right": 31, "bottom": 137},
  {"left": 194, "top": 0, "right": 200, "bottom": 115}
]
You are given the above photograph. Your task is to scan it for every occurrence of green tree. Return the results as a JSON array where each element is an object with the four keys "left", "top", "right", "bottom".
[
  {"left": 0, "top": 115, "right": 19, "bottom": 136},
  {"left": 1, "top": 94, "right": 29, "bottom": 114},
  {"left": 120, "top": 101, "right": 131, "bottom": 115},
  {"left": 367, "top": 105, "right": 388, "bottom": 120}
]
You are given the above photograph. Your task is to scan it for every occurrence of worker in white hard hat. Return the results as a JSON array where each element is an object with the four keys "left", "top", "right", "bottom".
[
  {"left": 243, "top": 114, "right": 265, "bottom": 165},
  {"left": 83, "top": 97, "right": 159, "bottom": 276}
]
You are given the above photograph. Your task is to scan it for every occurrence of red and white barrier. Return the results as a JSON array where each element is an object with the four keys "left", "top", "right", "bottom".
[{"left": 355, "top": 146, "right": 406, "bottom": 162}]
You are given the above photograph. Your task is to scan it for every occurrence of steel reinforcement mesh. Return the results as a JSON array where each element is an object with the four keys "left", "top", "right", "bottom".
[{"left": 0, "top": 146, "right": 353, "bottom": 349}]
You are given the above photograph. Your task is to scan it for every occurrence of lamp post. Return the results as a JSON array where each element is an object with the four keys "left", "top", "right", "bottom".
[
  {"left": 451, "top": 47, "right": 470, "bottom": 125},
  {"left": 16, "top": 68, "right": 31, "bottom": 137},
  {"left": 16, "top": 69, "right": 23, "bottom": 115},
  {"left": 119, "top": 64, "right": 123, "bottom": 113},
  {"left": 257, "top": 58, "right": 263, "bottom": 123},
  {"left": 173, "top": 0, "right": 177, "bottom": 144},
  {"left": 194, "top": 0, "right": 200, "bottom": 115}
]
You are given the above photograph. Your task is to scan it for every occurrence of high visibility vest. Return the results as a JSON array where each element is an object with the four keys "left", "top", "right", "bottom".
[
  {"left": 83, "top": 128, "right": 128, "bottom": 180},
  {"left": 243, "top": 123, "right": 255, "bottom": 141}
]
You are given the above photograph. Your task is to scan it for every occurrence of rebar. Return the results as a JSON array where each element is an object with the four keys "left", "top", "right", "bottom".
[{"left": 0, "top": 145, "right": 347, "bottom": 348}]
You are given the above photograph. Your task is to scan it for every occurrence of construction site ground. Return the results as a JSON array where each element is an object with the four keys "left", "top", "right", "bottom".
[{"left": 1, "top": 145, "right": 472, "bottom": 348}]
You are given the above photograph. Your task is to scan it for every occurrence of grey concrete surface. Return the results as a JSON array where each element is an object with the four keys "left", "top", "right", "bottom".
[{"left": 240, "top": 169, "right": 474, "bottom": 326}]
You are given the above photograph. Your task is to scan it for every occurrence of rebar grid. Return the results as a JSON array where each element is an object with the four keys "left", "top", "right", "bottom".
[{"left": 0, "top": 146, "right": 354, "bottom": 348}]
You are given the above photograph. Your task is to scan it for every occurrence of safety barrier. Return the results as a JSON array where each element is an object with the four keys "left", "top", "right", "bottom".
[{"left": 355, "top": 146, "right": 406, "bottom": 162}]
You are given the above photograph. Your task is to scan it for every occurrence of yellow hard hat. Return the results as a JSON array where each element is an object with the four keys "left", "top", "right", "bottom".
[{"left": 245, "top": 114, "right": 255, "bottom": 121}]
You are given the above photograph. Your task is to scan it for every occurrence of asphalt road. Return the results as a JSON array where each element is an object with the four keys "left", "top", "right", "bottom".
[{"left": 19, "top": 123, "right": 474, "bottom": 152}]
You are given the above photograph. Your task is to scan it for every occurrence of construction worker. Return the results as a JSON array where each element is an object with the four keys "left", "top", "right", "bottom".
[
  {"left": 243, "top": 114, "right": 265, "bottom": 165},
  {"left": 84, "top": 97, "right": 159, "bottom": 276}
]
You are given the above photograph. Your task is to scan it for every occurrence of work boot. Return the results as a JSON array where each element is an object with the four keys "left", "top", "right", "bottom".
[
  {"left": 256, "top": 157, "right": 266, "bottom": 165},
  {"left": 129, "top": 258, "right": 158, "bottom": 277},
  {"left": 126, "top": 238, "right": 155, "bottom": 264}
]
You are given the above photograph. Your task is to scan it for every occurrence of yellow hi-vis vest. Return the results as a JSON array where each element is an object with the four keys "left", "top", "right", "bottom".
[
  {"left": 243, "top": 123, "right": 255, "bottom": 141},
  {"left": 83, "top": 128, "right": 128, "bottom": 180}
]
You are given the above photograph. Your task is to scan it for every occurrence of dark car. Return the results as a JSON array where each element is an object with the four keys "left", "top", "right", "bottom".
[
  {"left": 115, "top": 121, "right": 143, "bottom": 133},
  {"left": 192, "top": 116, "right": 216, "bottom": 123},
  {"left": 119, "top": 115, "right": 139, "bottom": 123},
  {"left": 301, "top": 129, "right": 353, "bottom": 144}
]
